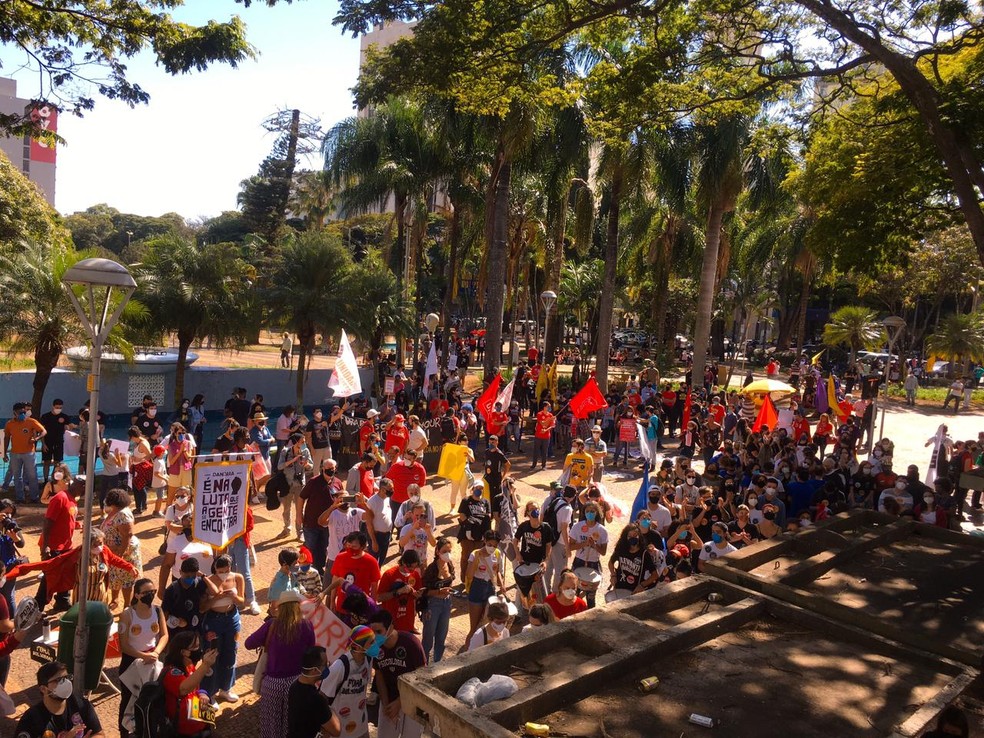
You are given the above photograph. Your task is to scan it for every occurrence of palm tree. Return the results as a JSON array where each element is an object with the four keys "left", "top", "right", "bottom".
[
  {"left": 822, "top": 306, "right": 886, "bottom": 365},
  {"left": 262, "top": 231, "right": 354, "bottom": 409},
  {"left": 345, "top": 254, "right": 416, "bottom": 397},
  {"left": 925, "top": 312, "right": 984, "bottom": 376},
  {"left": 0, "top": 244, "right": 142, "bottom": 410},
  {"left": 559, "top": 259, "right": 605, "bottom": 364},
  {"left": 290, "top": 170, "right": 336, "bottom": 230},
  {"left": 139, "top": 236, "right": 252, "bottom": 405}
]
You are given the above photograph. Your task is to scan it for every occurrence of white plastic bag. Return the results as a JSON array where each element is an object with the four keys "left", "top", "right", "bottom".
[{"left": 456, "top": 674, "right": 519, "bottom": 708}]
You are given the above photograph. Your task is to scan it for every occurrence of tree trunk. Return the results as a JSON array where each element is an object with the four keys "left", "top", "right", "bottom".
[
  {"left": 595, "top": 165, "right": 622, "bottom": 394},
  {"left": 392, "top": 193, "right": 408, "bottom": 366},
  {"left": 173, "top": 330, "right": 195, "bottom": 407},
  {"left": 483, "top": 154, "right": 511, "bottom": 380},
  {"left": 544, "top": 190, "right": 568, "bottom": 363},
  {"left": 31, "top": 344, "right": 61, "bottom": 413},
  {"left": 691, "top": 202, "right": 725, "bottom": 385},
  {"left": 794, "top": 256, "right": 815, "bottom": 354},
  {"left": 797, "top": 0, "right": 984, "bottom": 265},
  {"left": 440, "top": 204, "right": 462, "bottom": 338}
]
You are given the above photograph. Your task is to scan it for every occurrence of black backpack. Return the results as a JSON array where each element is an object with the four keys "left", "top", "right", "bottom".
[
  {"left": 542, "top": 495, "right": 569, "bottom": 545},
  {"left": 440, "top": 416, "right": 458, "bottom": 443},
  {"left": 133, "top": 677, "right": 177, "bottom": 738},
  {"left": 325, "top": 653, "right": 352, "bottom": 706}
]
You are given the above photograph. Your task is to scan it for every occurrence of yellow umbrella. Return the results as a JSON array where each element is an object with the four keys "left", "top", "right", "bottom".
[{"left": 740, "top": 379, "right": 796, "bottom": 395}]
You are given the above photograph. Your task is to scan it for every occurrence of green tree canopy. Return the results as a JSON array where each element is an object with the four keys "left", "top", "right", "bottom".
[
  {"left": 0, "top": 150, "right": 70, "bottom": 253},
  {"left": 822, "top": 305, "right": 886, "bottom": 364}
]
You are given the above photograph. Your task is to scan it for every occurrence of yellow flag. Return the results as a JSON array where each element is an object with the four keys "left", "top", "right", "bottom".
[
  {"left": 548, "top": 360, "right": 559, "bottom": 405},
  {"left": 436, "top": 443, "right": 468, "bottom": 481},
  {"left": 828, "top": 376, "right": 848, "bottom": 420},
  {"left": 535, "top": 363, "right": 548, "bottom": 405},
  {"left": 811, "top": 349, "right": 824, "bottom": 366}
]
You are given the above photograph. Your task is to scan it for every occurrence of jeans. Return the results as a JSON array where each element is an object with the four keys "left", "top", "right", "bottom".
[
  {"left": 372, "top": 530, "right": 392, "bottom": 567},
  {"left": 507, "top": 422, "right": 522, "bottom": 452},
  {"left": 544, "top": 541, "right": 567, "bottom": 596},
  {"left": 303, "top": 526, "right": 329, "bottom": 574},
  {"left": 421, "top": 596, "right": 452, "bottom": 663},
  {"left": 202, "top": 609, "right": 240, "bottom": 694},
  {"left": 228, "top": 537, "right": 256, "bottom": 604},
  {"left": 613, "top": 440, "right": 630, "bottom": 465},
  {"left": 905, "top": 389, "right": 916, "bottom": 405},
  {"left": 532, "top": 438, "right": 549, "bottom": 467},
  {"left": 1, "top": 574, "right": 16, "bottom": 614},
  {"left": 8, "top": 453, "right": 39, "bottom": 502},
  {"left": 944, "top": 394, "right": 961, "bottom": 413}
]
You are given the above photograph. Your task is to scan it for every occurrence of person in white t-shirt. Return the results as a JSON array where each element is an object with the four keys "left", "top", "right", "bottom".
[
  {"left": 365, "top": 479, "right": 395, "bottom": 566},
  {"left": 318, "top": 490, "right": 367, "bottom": 572},
  {"left": 540, "top": 485, "right": 576, "bottom": 595},
  {"left": 407, "top": 416, "right": 429, "bottom": 457},
  {"left": 399, "top": 502, "right": 437, "bottom": 569},
  {"left": 644, "top": 486, "right": 674, "bottom": 536},
  {"left": 698, "top": 522, "right": 737, "bottom": 572},
  {"left": 165, "top": 512, "right": 213, "bottom": 581},
  {"left": 568, "top": 501, "right": 608, "bottom": 608}
]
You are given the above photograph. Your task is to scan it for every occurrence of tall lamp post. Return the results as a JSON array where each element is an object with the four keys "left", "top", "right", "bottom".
[
  {"left": 61, "top": 258, "right": 136, "bottom": 697},
  {"left": 878, "top": 315, "right": 907, "bottom": 441},
  {"left": 540, "top": 290, "right": 557, "bottom": 361}
]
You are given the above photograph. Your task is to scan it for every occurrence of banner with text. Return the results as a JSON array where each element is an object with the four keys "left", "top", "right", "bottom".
[
  {"left": 193, "top": 460, "right": 251, "bottom": 549},
  {"left": 336, "top": 414, "right": 445, "bottom": 473}
]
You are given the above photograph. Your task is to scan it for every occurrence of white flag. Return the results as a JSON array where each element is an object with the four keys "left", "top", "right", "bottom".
[
  {"left": 496, "top": 377, "right": 516, "bottom": 409},
  {"left": 636, "top": 422, "right": 653, "bottom": 463},
  {"left": 425, "top": 340, "right": 439, "bottom": 382},
  {"left": 328, "top": 330, "right": 363, "bottom": 398}
]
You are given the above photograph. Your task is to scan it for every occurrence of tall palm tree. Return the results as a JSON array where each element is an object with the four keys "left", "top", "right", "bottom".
[
  {"left": 925, "top": 313, "right": 984, "bottom": 377},
  {"left": 139, "top": 236, "right": 252, "bottom": 405},
  {"left": 262, "top": 231, "right": 354, "bottom": 409},
  {"left": 0, "top": 244, "right": 143, "bottom": 410},
  {"left": 822, "top": 306, "right": 885, "bottom": 365},
  {"left": 290, "top": 170, "right": 337, "bottom": 231},
  {"left": 690, "top": 114, "right": 752, "bottom": 379}
]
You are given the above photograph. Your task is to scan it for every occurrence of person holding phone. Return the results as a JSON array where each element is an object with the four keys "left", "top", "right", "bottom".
[{"left": 161, "top": 631, "right": 219, "bottom": 736}]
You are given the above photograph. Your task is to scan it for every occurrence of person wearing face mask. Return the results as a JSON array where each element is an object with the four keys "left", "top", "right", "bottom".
[
  {"left": 394, "top": 483, "right": 437, "bottom": 529},
  {"left": 136, "top": 401, "right": 163, "bottom": 442},
  {"left": 327, "top": 532, "right": 382, "bottom": 613},
  {"left": 698, "top": 522, "right": 738, "bottom": 572},
  {"left": 368, "top": 610, "right": 426, "bottom": 738},
  {"left": 608, "top": 522, "right": 660, "bottom": 599},
  {"left": 278, "top": 432, "right": 314, "bottom": 537},
  {"left": 756, "top": 504, "right": 782, "bottom": 539},
  {"left": 245, "top": 590, "right": 316, "bottom": 737},
  {"left": 514, "top": 501, "right": 553, "bottom": 611},
  {"left": 165, "top": 422, "right": 194, "bottom": 508},
  {"left": 383, "top": 447, "right": 428, "bottom": 520},
  {"left": 161, "top": 557, "right": 213, "bottom": 639},
  {"left": 674, "top": 470, "right": 702, "bottom": 506},
  {"left": 420, "top": 537, "right": 456, "bottom": 662},
  {"left": 2, "top": 401, "right": 46, "bottom": 504},
  {"left": 15, "top": 661, "right": 104, "bottom": 738},
  {"left": 160, "top": 630, "right": 219, "bottom": 736},
  {"left": 117, "top": 578, "right": 168, "bottom": 738},
  {"left": 289, "top": 646, "right": 343, "bottom": 738},
  {"left": 544, "top": 569, "right": 588, "bottom": 620},
  {"left": 457, "top": 484, "right": 492, "bottom": 588},
  {"left": 383, "top": 413, "right": 411, "bottom": 457},
  {"left": 39, "top": 398, "right": 74, "bottom": 485},
  {"left": 848, "top": 461, "right": 876, "bottom": 509},
  {"left": 877, "top": 475, "right": 914, "bottom": 515},
  {"left": 319, "top": 628, "right": 374, "bottom": 737},
  {"left": 398, "top": 504, "right": 437, "bottom": 570},
  {"left": 464, "top": 529, "right": 506, "bottom": 642},
  {"left": 298, "top": 459, "right": 345, "bottom": 574},
  {"left": 568, "top": 501, "right": 608, "bottom": 608},
  {"left": 378, "top": 550, "right": 423, "bottom": 634},
  {"left": 467, "top": 600, "right": 511, "bottom": 651},
  {"left": 321, "top": 488, "right": 369, "bottom": 573},
  {"left": 249, "top": 411, "right": 275, "bottom": 466},
  {"left": 306, "top": 407, "right": 333, "bottom": 475},
  {"left": 760, "top": 479, "right": 788, "bottom": 526},
  {"left": 365, "top": 477, "right": 396, "bottom": 565},
  {"left": 201, "top": 555, "right": 245, "bottom": 704},
  {"left": 101, "top": 488, "right": 143, "bottom": 611}
]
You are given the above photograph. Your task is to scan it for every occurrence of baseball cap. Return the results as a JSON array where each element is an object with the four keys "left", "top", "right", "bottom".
[{"left": 366, "top": 409, "right": 380, "bottom": 419}]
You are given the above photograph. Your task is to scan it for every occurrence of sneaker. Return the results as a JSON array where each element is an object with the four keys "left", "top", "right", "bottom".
[
  {"left": 247, "top": 601, "right": 261, "bottom": 616},
  {"left": 281, "top": 526, "right": 293, "bottom": 537},
  {"left": 210, "top": 700, "right": 220, "bottom": 711},
  {"left": 221, "top": 691, "right": 240, "bottom": 703}
]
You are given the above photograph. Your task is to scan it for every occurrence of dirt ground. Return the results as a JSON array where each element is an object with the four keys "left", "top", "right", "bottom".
[{"left": 535, "top": 618, "right": 956, "bottom": 738}]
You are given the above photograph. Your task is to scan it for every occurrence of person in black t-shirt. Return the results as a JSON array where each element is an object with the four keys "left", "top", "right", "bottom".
[
  {"left": 15, "top": 661, "right": 104, "bottom": 738},
  {"left": 484, "top": 436, "right": 510, "bottom": 516},
  {"left": 162, "top": 557, "right": 213, "bottom": 639},
  {"left": 39, "top": 398, "right": 73, "bottom": 483},
  {"left": 225, "top": 388, "right": 251, "bottom": 427},
  {"left": 135, "top": 401, "right": 163, "bottom": 442},
  {"left": 515, "top": 501, "right": 553, "bottom": 565},
  {"left": 456, "top": 485, "right": 491, "bottom": 587},
  {"left": 287, "top": 646, "right": 340, "bottom": 738}
]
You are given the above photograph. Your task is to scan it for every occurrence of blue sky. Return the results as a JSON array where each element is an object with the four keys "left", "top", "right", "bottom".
[{"left": 7, "top": 1, "right": 361, "bottom": 219}]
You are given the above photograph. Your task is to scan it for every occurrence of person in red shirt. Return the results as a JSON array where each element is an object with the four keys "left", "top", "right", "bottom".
[
  {"left": 428, "top": 394, "right": 449, "bottom": 420},
  {"left": 384, "top": 415, "right": 410, "bottom": 454},
  {"left": 544, "top": 569, "right": 588, "bottom": 620},
  {"left": 161, "top": 630, "right": 219, "bottom": 735},
  {"left": 532, "top": 402, "right": 555, "bottom": 470},
  {"left": 660, "top": 385, "right": 678, "bottom": 436},
  {"left": 487, "top": 402, "right": 508, "bottom": 444},
  {"left": 326, "top": 531, "right": 381, "bottom": 611},
  {"left": 376, "top": 549, "right": 423, "bottom": 632},
  {"left": 383, "top": 448, "right": 427, "bottom": 508},
  {"left": 359, "top": 410, "right": 380, "bottom": 454},
  {"left": 707, "top": 397, "right": 726, "bottom": 426},
  {"left": 36, "top": 483, "right": 79, "bottom": 610},
  {"left": 792, "top": 414, "right": 811, "bottom": 443}
]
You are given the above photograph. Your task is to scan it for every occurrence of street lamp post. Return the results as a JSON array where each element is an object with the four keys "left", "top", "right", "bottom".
[
  {"left": 61, "top": 258, "right": 136, "bottom": 697},
  {"left": 878, "top": 315, "right": 907, "bottom": 442},
  {"left": 540, "top": 290, "right": 557, "bottom": 362}
]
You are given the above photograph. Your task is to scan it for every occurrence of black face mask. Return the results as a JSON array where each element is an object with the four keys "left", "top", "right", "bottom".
[
  {"left": 763, "top": 511, "right": 776, "bottom": 521},
  {"left": 139, "top": 593, "right": 154, "bottom": 606},
  {"left": 648, "top": 494, "right": 659, "bottom": 503}
]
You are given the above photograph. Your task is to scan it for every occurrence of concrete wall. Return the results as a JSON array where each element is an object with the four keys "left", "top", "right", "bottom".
[{"left": 0, "top": 365, "right": 375, "bottom": 416}]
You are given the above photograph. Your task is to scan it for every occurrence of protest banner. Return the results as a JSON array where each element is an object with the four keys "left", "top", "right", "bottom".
[
  {"left": 300, "top": 596, "right": 350, "bottom": 662},
  {"left": 193, "top": 459, "right": 251, "bottom": 549}
]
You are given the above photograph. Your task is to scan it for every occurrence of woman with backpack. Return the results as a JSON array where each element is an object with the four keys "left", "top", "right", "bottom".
[
  {"left": 118, "top": 577, "right": 169, "bottom": 738},
  {"left": 244, "top": 590, "right": 315, "bottom": 738}
]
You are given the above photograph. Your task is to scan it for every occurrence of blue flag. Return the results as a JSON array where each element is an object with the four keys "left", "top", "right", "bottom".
[{"left": 630, "top": 461, "right": 651, "bottom": 524}]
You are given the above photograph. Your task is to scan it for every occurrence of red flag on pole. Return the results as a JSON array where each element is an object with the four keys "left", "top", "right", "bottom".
[
  {"left": 569, "top": 377, "right": 608, "bottom": 419},
  {"left": 681, "top": 387, "right": 693, "bottom": 430},
  {"left": 476, "top": 373, "right": 503, "bottom": 423},
  {"left": 752, "top": 394, "right": 779, "bottom": 432}
]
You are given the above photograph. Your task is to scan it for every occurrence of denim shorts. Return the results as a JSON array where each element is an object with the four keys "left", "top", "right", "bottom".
[{"left": 468, "top": 577, "right": 495, "bottom": 605}]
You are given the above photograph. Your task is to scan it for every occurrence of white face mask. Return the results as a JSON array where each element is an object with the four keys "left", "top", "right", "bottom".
[
  {"left": 95, "top": 545, "right": 104, "bottom": 555},
  {"left": 924, "top": 496, "right": 935, "bottom": 505},
  {"left": 485, "top": 545, "right": 497, "bottom": 556},
  {"left": 52, "top": 472, "right": 64, "bottom": 481},
  {"left": 176, "top": 496, "right": 189, "bottom": 506},
  {"left": 561, "top": 588, "right": 577, "bottom": 600},
  {"left": 440, "top": 551, "right": 451, "bottom": 562},
  {"left": 216, "top": 572, "right": 230, "bottom": 582},
  {"left": 895, "top": 481, "right": 906, "bottom": 490},
  {"left": 489, "top": 621, "right": 507, "bottom": 633},
  {"left": 147, "top": 409, "right": 157, "bottom": 417},
  {"left": 50, "top": 677, "right": 74, "bottom": 700}
]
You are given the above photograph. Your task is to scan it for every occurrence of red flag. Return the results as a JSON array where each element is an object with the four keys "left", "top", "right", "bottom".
[
  {"left": 476, "top": 373, "right": 503, "bottom": 423},
  {"left": 681, "top": 387, "right": 692, "bottom": 430},
  {"left": 752, "top": 394, "right": 779, "bottom": 433},
  {"left": 569, "top": 377, "right": 608, "bottom": 419}
]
